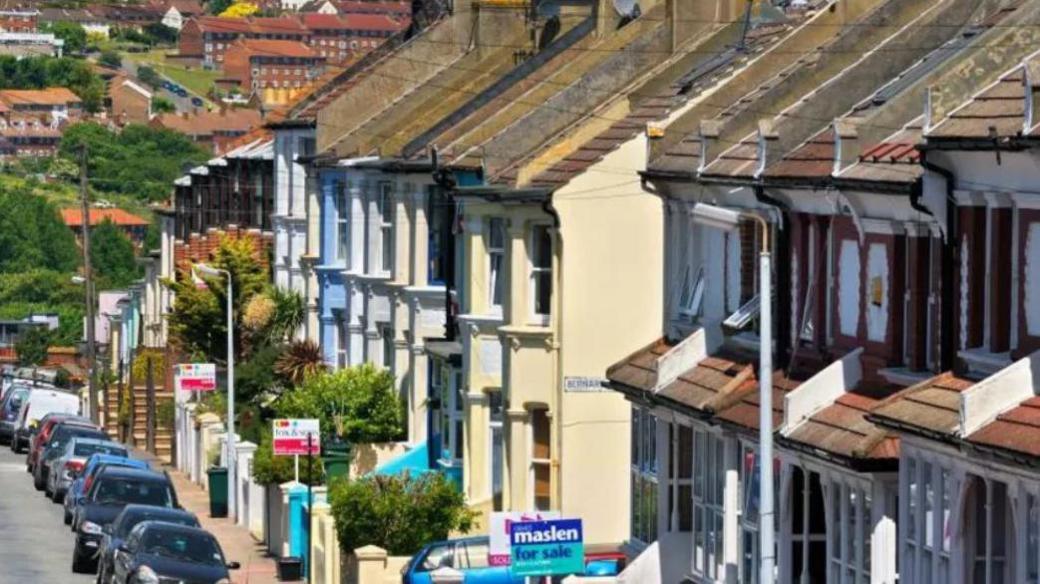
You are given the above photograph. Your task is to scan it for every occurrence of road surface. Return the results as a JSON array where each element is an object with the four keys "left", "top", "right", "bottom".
[{"left": 0, "top": 447, "right": 95, "bottom": 582}]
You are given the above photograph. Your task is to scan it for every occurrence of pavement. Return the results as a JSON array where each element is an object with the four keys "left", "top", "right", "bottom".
[
  {"left": 133, "top": 448, "right": 282, "bottom": 584},
  {"left": 0, "top": 446, "right": 95, "bottom": 582}
]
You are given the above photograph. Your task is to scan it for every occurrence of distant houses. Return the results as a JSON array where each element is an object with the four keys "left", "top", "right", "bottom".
[
  {"left": 61, "top": 208, "right": 150, "bottom": 246},
  {"left": 150, "top": 107, "right": 262, "bottom": 154}
]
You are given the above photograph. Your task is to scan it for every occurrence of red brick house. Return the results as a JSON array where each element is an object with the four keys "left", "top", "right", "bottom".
[
  {"left": 179, "top": 16, "right": 309, "bottom": 67},
  {"left": 108, "top": 74, "right": 152, "bottom": 124},
  {"left": 61, "top": 208, "right": 150, "bottom": 246},
  {"left": 222, "top": 38, "right": 325, "bottom": 93},
  {"left": 0, "top": 9, "right": 38, "bottom": 33},
  {"left": 151, "top": 107, "right": 262, "bottom": 154}
]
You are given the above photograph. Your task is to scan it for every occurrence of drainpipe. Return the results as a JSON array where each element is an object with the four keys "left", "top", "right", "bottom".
[
  {"left": 920, "top": 153, "right": 957, "bottom": 372},
  {"left": 541, "top": 196, "right": 564, "bottom": 512},
  {"left": 431, "top": 147, "right": 458, "bottom": 341},
  {"left": 754, "top": 185, "right": 792, "bottom": 370}
]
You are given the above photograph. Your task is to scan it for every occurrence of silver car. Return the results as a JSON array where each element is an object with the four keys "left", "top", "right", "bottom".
[{"left": 46, "top": 437, "right": 127, "bottom": 502}]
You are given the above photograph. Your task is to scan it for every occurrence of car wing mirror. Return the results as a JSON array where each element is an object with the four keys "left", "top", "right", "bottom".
[{"left": 227, "top": 561, "right": 241, "bottom": 570}]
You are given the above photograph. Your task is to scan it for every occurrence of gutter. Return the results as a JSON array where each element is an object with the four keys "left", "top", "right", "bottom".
[{"left": 919, "top": 152, "right": 956, "bottom": 372}]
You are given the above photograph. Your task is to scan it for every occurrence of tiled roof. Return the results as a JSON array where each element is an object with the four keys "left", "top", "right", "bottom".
[
  {"left": 927, "top": 70, "right": 1025, "bottom": 139},
  {"left": 61, "top": 208, "right": 149, "bottom": 227},
  {"left": 153, "top": 107, "right": 262, "bottom": 136},
  {"left": 191, "top": 15, "right": 308, "bottom": 35},
  {"left": 605, "top": 337, "right": 675, "bottom": 394},
  {"left": 494, "top": 22, "right": 792, "bottom": 189},
  {"left": 762, "top": 129, "right": 833, "bottom": 180},
  {"left": 966, "top": 396, "right": 1040, "bottom": 459},
  {"left": 714, "top": 369, "right": 801, "bottom": 431},
  {"left": 301, "top": 12, "right": 407, "bottom": 31},
  {"left": 229, "top": 38, "right": 318, "bottom": 58},
  {"left": 700, "top": 135, "right": 760, "bottom": 179},
  {"left": 782, "top": 392, "right": 900, "bottom": 463},
  {"left": 0, "top": 87, "right": 80, "bottom": 106},
  {"left": 335, "top": 0, "right": 410, "bottom": 14},
  {"left": 870, "top": 372, "right": 975, "bottom": 438},
  {"left": 837, "top": 125, "right": 923, "bottom": 185}
]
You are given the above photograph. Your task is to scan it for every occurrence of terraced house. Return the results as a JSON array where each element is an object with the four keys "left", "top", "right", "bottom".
[{"left": 606, "top": 0, "right": 1040, "bottom": 581}]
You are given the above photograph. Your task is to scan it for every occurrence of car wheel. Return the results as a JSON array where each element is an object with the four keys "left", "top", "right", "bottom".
[
  {"left": 70, "top": 549, "right": 95, "bottom": 574},
  {"left": 33, "top": 468, "right": 45, "bottom": 491},
  {"left": 52, "top": 488, "right": 64, "bottom": 503},
  {"left": 63, "top": 507, "right": 71, "bottom": 525}
]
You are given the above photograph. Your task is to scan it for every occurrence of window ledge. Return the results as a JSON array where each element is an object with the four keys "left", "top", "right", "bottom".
[
  {"left": 877, "top": 367, "right": 935, "bottom": 387},
  {"left": 958, "top": 348, "right": 1012, "bottom": 375},
  {"left": 728, "top": 331, "right": 763, "bottom": 353},
  {"left": 499, "top": 324, "right": 552, "bottom": 338}
]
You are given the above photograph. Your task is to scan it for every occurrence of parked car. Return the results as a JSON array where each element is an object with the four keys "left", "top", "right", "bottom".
[
  {"left": 109, "top": 522, "right": 238, "bottom": 584},
  {"left": 26, "top": 412, "right": 88, "bottom": 473},
  {"left": 401, "top": 537, "right": 625, "bottom": 584},
  {"left": 96, "top": 505, "right": 200, "bottom": 584},
  {"left": 72, "top": 466, "right": 179, "bottom": 573},
  {"left": 46, "top": 437, "right": 127, "bottom": 502},
  {"left": 33, "top": 421, "right": 106, "bottom": 491},
  {"left": 12, "top": 387, "right": 80, "bottom": 453},
  {"left": 191, "top": 96, "right": 204, "bottom": 107},
  {"left": 0, "top": 384, "right": 29, "bottom": 444},
  {"left": 65, "top": 453, "right": 148, "bottom": 526}
]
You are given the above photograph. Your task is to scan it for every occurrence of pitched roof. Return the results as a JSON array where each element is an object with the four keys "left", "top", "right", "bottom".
[
  {"left": 153, "top": 107, "right": 261, "bottom": 136},
  {"left": 836, "top": 124, "right": 923, "bottom": 185},
  {"left": 335, "top": 0, "right": 410, "bottom": 14},
  {"left": 190, "top": 15, "right": 308, "bottom": 35},
  {"left": 967, "top": 396, "right": 1040, "bottom": 460},
  {"left": 927, "top": 68, "right": 1026, "bottom": 140},
  {"left": 781, "top": 392, "right": 900, "bottom": 465},
  {"left": 761, "top": 128, "right": 834, "bottom": 180},
  {"left": 0, "top": 87, "right": 81, "bottom": 106},
  {"left": 228, "top": 38, "right": 318, "bottom": 58},
  {"left": 61, "top": 208, "right": 149, "bottom": 227},
  {"left": 869, "top": 372, "right": 975, "bottom": 438},
  {"left": 301, "top": 12, "right": 407, "bottom": 31}
]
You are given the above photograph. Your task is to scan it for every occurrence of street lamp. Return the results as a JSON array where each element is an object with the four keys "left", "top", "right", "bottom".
[
  {"left": 193, "top": 262, "right": 236, "bottom": 518},
  {"left": 690, "top": 202, "right": 773, "bottom": 584}
]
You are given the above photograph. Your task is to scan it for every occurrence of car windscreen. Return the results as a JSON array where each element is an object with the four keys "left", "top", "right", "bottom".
[
  {"left": 73, "top": 442, "right": 126, "bottom": 458},
  {"left": 92, "top": 478, "right": 173, "bottom": 507},
  {"left": 2, "top": 389, "right": 27, "bottom": 419},
  {"left": 139, "top": 530, "right": 224, "bottom": 567},
  {"left": 47, "top": 428, "right": 106, "bottom": 457},
  {"left": 119, "top": 513, "right": 198, "bottom": 537}
]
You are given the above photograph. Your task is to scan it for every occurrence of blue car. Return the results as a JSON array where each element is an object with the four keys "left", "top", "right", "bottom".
[
  {"left": 64, "top": 453, "right": 148, "bottom": 527},
  {"left": 402, "top": 537, "right": 624, "bottom": 584}
]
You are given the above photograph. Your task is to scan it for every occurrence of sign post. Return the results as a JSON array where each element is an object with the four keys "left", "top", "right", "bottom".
[{"left": 509, "top": 519, "right": 584, "bottom": 578}]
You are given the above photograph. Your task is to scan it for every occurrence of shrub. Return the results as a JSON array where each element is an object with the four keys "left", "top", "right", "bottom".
[{"left": 329, "top": 473, "right": 474, "bottom": 555}]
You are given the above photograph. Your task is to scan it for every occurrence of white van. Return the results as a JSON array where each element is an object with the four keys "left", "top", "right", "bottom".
[{"left": 12, "top": 388, "right": 80, "bottom": 452}]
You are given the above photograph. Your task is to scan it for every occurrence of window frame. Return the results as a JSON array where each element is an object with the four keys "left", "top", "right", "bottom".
[
  {"left": 334, "top": 180, "right": 349, "bottom": 265},
  {"left": 691, "top": 428, "right": 726, "bottom": 580},
  {"left": 529, "top": 407, "right": 552, "bottom": 511},
  {"left": 630, "top": 406, "right": 658, "bottom": 545},
  {"left": 529, "top": 224, "right": 552, "bottom": 325},
  {"left": 487, "top": 218, "right": 505, "bottom": 316},
  {"left": 378, "top": 182, "right": 394, "bottom": 275}
]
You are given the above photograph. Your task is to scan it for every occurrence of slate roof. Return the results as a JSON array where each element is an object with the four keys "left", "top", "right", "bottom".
[
  {"left": 836, "top": 125, "right": 923, "bottom": 186},
  {"left": 761, "top": 128, "right": 834, "bottom": 181},
  {"left": 869, "top": 372, "right": 975, "bottom": 438}
]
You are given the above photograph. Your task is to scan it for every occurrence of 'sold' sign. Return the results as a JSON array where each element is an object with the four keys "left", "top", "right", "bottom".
[
  {"left": 272, "top": 419, "right": 320, "bottom": 456},
  {"left": 509, "top": 518, "right": 585, "bottom": 576},
  {"left": 175, "top": 363, "right": 216, "bottom": 392}
]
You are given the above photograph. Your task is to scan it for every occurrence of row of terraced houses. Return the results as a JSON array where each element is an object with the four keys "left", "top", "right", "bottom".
[{"left": 136, "top": 0, "right": 1040, "bottom": 581}]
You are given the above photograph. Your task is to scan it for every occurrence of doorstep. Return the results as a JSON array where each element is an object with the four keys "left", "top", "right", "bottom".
[{"left": 131, "top": 448, "right": 280, "bottom": 584}]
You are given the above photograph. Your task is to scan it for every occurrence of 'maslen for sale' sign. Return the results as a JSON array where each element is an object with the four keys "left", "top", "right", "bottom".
[
  {"left": 272, "top": 419, "right": 320, "bottom": 456},
  {"left": 175, "top": 363, "right": 216, "bottom": 392}
]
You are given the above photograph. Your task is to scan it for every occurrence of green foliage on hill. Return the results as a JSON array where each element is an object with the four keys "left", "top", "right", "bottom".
[
  {"left": 90, "top": 219, "right": 141, "bottom": 288},
  {"left": 0, "top": 56, "right": 105, "bottom": 112},
  {"left": 59, "top": 122, "right": 209, "bottom": 202},
  {"left": 43, "top": 21, "right": 87, "bottom": 54},
  {"left": 0, "top": 188, "right": 79, "bottom": 273}
]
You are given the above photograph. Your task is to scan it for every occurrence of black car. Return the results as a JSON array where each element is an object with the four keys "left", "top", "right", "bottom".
[
  {"left": 97, "top": 504, "right": 199, "bottom": 584},
  {"left": 32, "top": 421, "right": 106, "bottom": 491},
  {"left": 72, "top": 467, "right": 179, "bottom": 574},
  {"left": 110, "top": 522, "right": 238, "bottom": 584}
]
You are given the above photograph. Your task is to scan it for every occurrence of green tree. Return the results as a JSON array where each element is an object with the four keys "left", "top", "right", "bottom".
[
  {"left": 208, "top": 0, "right": 233, "bottom": 15},
  {"left": 99, "top": 50, "right": 122, "bottom": 69},
  {"left": 59, "top": 122, "right": 208, "bottom": 201},
  {"left": 90, "top": 219, "right": 140, "bottom": 288},
  {"left": 329, "top": 474, "right": 474, "bottom": 555},
  {"left": 273, "top": 364, "right": 403, "bottom": 444},
  {"left": 15, "top": 326, "right": 51, "bottom": 366},
  {"left": 46, "top": 22, "right": 87, "bottom": 54},
  {"left": 151, "top": 95, "right": 175, "bottom": 114},
  {"left": 0, "top": 56, "right": 105, "bottom": 112},
  {"left": 164, "top": 235, "right": 268, "bottom": 363},
  {"left": 143, "top": 22, "right": 179, "bottom": 45},
  {"left": 136, "top": 66, "right": 161, "bottom": 89},
  {"left": 0, "top": 188, "right": 79, "bottom": 273}
]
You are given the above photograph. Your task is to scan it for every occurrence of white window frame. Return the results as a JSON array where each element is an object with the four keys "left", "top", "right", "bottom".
[
  {"left": 827, "top": 476, "right": 873, "bottom": 584},
  {"left": 333, "top": 309, "right": 346, "bottom": 368},
  {"left": 434, "top": 363, "right": 463, "bottom": 467},
  {"left": 630, "top": 406, "right": 658, "bottom": 545},
  {"left": 378, "top": 182, "right": 393, "bottom": 275},
  {"left": 902, "top": 451, "right": 954, "bottom": 584},
  {"left": 380, "top": 323, "right": 393, "bottom": 370},
  {"left": 529, "top": 407, "right": 551, "bottom": 512},
  {"left": 667, "top": 421, "right": 693, "bottom": 534},
  {"left": 335, "top": 180, "right": 348, "bottom": 264},
  {"left": 487, "top": 218, "right": 505, "bottom": 316},
  {"left": 692, "top": 428, "right": 726, "bottom": 580},
  {"left": 529, "top": 224, "right": 552, "bottom": 326},
  {"left": 678, "top": 265, "right": 705, "bottom": 319},
  {"left": 489, "top": 390, "right": 504, "bottom": 510}
]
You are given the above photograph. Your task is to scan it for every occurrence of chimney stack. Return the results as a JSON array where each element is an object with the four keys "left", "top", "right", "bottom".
[
  {"left": 698, "top": 119, "right": 721, "bottom": 173},
  {"left": 754, "top": 118, "right": 778, "bottom": 178},
  {"left": 832, "top": 118, "right": 860, "bottom": 176},
  {"left": 1024, "top": 59, "right": 1040, "bottom": 134}
]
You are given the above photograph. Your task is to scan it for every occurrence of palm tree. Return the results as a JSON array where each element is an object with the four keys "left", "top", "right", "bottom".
[{"left": 275, "top": 339, "right": 326, "bottom": 387}]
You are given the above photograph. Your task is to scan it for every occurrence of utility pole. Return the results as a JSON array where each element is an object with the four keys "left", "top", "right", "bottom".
[{"left": 79, "top": 145, "right": 98, "bottom": 425}]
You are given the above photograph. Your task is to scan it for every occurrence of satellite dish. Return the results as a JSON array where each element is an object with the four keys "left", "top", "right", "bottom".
[{"left": 613, "top": 0, "right": 637, "bottom": 18}]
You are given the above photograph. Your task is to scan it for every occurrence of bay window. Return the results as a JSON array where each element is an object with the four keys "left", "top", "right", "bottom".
[
  {"left": 488, "top": 218, "right": 505, "bottom": 313},
  {"left": 667, "top": 423, "right": 693, "bottom": 533},
  {"left": 692, "top": 429, "right": 725, "bottom": 580},
  {"left": 739, "top": 443, "right": 779, "bottom": 584},
  {"left": 530, "top": 225, "right": 552, "bottom": 323},
  {"left": 335, "top": 180, "right": 348, "bottom": 264},
  {"left": 903, "top": 454, "right": 955, "bottom": 584},
  {"left": 828, "top": 479, "right": 873, "bottom": 584},
  {"left": 630, "top": 407, "right": 658, "bottom": 544}
]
